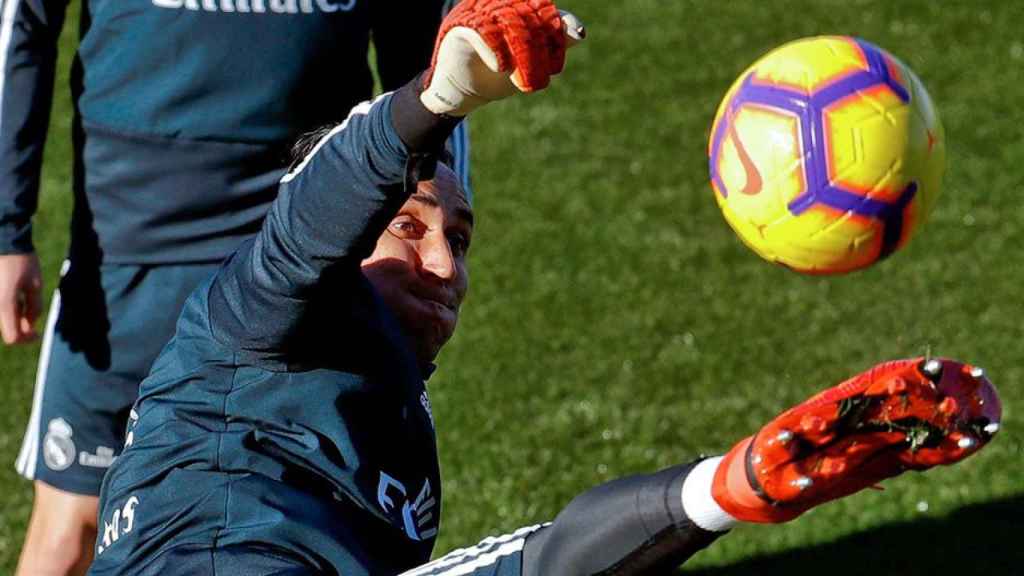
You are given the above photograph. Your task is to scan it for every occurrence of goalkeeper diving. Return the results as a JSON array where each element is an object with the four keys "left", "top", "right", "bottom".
[{"left": 87, "top": 1, "right": 1002, "bottom": 574}]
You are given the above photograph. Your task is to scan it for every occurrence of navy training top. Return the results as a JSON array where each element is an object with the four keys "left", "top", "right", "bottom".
[
  {"left": 0, "top": 0, "right": 445, "bottom": 263},
  {"left": 89, "top": 87, "right": 725, "bottom": 575},
  {"left": 91, "top": 92, "right": 444, "bottom": 573}
]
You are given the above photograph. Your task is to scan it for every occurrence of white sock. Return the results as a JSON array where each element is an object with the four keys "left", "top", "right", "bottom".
[{"left": 680, "top": 456, "right": 738, "bottom": 532}]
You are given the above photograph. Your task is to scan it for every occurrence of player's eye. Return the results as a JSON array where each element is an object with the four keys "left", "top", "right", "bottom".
[
  {"left": 389, "top": 218, "right": 425, "bottom": 239},
  {"left": 447, "top": 232, "right": 470, "bottom": 258}
]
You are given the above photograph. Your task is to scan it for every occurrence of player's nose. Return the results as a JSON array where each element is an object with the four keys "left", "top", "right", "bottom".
[{"left": 418, "top": 233, "right": 457, "bottom": 282}]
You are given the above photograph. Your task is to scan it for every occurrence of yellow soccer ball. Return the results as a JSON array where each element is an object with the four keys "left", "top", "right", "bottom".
[{"left": 708, "top": 36, "right": 945, "bottom": 274}]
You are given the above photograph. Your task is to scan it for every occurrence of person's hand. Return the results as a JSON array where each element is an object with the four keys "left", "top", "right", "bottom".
[
  {"left": 711, "top": 357, "right": 1001, "bottom": 523},
  {"left": 421, "top": 0, "right": 586, "bottom": 117},
  {"left": 0, "top": 253, "right": 43, "bottom": 344}
]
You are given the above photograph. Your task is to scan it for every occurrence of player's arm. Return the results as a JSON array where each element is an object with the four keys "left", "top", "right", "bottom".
[
  {"left": 373, "top": 0, "right": 476, "bottom": 198},
  {"left": 207, "top": 0, "right": 577, "bottom": 359},
  {"left": 205, "top": 85, "right": 452, "bottom": 358},
  {"left": 402, "top": 358, "right": 1001, "bottom": 576},
  {"left": 0, "top": 0, "right": 71, "bottom": 344}
]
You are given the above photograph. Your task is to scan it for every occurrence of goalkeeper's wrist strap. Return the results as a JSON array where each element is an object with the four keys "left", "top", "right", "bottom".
[
  {"left": 391, "top": 73, "right": 463, "bottom": 156},
  {"left": 391, "top": 73, "right": 464, "bottom": 189}
]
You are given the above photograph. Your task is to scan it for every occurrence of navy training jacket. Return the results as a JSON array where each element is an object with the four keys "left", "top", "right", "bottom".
[{"left": 0, "top": 0, "right": 444, "bottom": 263}]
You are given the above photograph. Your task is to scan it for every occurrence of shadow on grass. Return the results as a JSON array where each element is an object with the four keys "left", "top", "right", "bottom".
[{"left": 685, "top": 494, "right": 1024, "bottom": 575}]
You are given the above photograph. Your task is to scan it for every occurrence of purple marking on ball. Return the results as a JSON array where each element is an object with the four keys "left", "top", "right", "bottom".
[
  {"left": 786, "top": 40, "right": 913, "bottom": 218},
  {"left": 712, "top": 37, "right": 911, "bottom": 218},
  {"left": 709, "top": 98, "right": 734, "bottom": 198},
  {"left": 810, "top": 71, "right": 892, "bottom": 109},
  {"left": 735, "top": 78, "right": 820, "bottom": 211},
  {"left": 854, "top": 38, "right": 911, "bottom": 103},
  {"left": 878, "top": 181, "right": 918, "bottom": 258},
  {"left": 711, "top": 76, "right": 817, "bottom": 201},
  {"left": 740, "top": 77, "right": 812, "bottom": 114},
  {"left": 817, "top": 186, "right": 901, "bottom": 218}
]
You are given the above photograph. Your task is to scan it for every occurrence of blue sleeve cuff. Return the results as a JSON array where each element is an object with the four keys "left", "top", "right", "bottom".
[{"left": 0, "top": 221, "right": 33, "bottom": 254}]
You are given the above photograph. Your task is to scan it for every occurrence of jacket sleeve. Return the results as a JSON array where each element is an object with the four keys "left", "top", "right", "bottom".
[
  {"left": 372, "top": 1, "right": 473, "bottom": 200},
  {"left": 206, "top": 81, "right": 459, "bottom": 359},
  {"left": 370, "top": 0, "right": 446, "bottom": 92},
  {"left": 0, "top": 0, "right": 71, "bottom": 254}
]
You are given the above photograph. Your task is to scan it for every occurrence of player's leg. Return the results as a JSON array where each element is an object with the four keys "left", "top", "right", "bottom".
[
  {"left": 16, "top": 482, "right": 98, "bottom": 576},
  {"left": 14, "top": 260, "right": 102, "bottom": 576},
  {"left": 505, "top": 358, "right": 1003, "bottom": 576},
  {"left": 14, "top": 259, "right": 222, "bottom": 575}
]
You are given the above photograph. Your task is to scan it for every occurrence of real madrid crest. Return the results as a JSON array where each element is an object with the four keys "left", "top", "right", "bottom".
[{"left": 43, "top": 418, "right": 76, "bottom": 471}]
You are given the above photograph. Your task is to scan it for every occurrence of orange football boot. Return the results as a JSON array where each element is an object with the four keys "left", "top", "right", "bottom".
[{"left": 713, "top": 358, "right": 1002, "bottom": 523}]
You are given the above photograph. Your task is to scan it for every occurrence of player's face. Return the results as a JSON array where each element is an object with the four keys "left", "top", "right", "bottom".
[{"left": 361, "top": 165, "right": 472, "bottom": 369}]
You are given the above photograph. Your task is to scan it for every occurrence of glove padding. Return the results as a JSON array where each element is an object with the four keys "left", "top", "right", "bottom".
[{"left": 421, "top": 0, "right": 585, "bottom": 116}]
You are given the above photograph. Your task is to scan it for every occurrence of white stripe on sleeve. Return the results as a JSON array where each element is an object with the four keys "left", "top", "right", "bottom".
[
  {"left": 401, "top": 523, "right": 548, "bottom": 576},
  {"left": 280, "top": 93, "right": 389, "bottom": 184}
]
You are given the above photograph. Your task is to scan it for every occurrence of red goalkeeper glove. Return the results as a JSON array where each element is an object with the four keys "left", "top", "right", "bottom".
[
  {"left": 421, "top": 0, "right": 585, "bottom": 116},
  {"left": 712, "top": 357, "right": 1001, "bottom": 523}
]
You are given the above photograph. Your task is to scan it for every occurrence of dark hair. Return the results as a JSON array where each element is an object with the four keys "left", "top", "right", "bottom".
[
  {"left": 288, "top": 125, "right": 337, "bottom": 173},
  {"left": 288, "top": 123, "right": 457, "bottom": 174}
]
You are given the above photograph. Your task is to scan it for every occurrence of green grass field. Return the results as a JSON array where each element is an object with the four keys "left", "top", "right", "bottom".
[{"left": 1, "top": 0, "right": 1021, "bottom": 573}]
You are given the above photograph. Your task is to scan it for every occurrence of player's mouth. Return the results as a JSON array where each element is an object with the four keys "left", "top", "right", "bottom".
[{"left": 410, "top": 289, "right": 458, "bottom": 322}]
